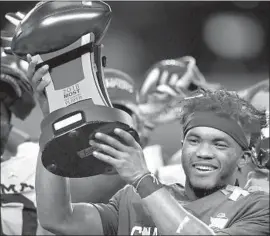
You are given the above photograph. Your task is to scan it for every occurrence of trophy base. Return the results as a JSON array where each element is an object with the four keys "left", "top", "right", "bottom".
[
  {"left": 39, "top": 99, "right": 139, "bottom": 177},
  {"left": 42, "top": 121, "right": 138, "bottom": 177}
]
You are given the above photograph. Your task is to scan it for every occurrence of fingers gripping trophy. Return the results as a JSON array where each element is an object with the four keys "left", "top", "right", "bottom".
[{"left": 8, "top": 1, "right": 139, "bottom": 178}]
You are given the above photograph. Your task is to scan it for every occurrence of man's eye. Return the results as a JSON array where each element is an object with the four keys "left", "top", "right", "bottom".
[
  {"left": 215, "top": 143, "right": 228, "bottom": 148},
  {"left": 188, "top": 139, "right": 199, "bottom": 144}
]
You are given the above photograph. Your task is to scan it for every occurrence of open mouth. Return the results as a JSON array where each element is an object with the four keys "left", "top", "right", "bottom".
[{"left": 192, "top": 164, "right": 218, "bottom": 172}]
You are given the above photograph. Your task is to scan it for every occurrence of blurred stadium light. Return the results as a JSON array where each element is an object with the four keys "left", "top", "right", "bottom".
[{"left": 203, "top": 13, "right": 265, "bottom": 59}]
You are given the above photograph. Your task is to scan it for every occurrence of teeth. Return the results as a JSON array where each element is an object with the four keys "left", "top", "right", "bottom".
[{"left": 194, "top": 165, "right": 215, "bottom": 171}]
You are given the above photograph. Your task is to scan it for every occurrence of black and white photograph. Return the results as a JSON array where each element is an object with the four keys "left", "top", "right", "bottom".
[{"left": 0, "top": 1, "right": 269, "bottom": 235}]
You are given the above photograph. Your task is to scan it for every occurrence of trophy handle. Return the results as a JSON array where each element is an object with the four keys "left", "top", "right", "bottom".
[{"left": 32, "top": 33, "right": 112, "bottom": 113}]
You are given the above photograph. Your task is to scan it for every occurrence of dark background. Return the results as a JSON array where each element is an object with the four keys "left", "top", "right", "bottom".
[{"left": 1, "top": 1, "right": 269, "bottom": 157}]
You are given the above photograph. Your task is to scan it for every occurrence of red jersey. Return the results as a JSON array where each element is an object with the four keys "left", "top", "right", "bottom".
[{"left": 94, "top": 184, "right": 269, "bottom": 235}]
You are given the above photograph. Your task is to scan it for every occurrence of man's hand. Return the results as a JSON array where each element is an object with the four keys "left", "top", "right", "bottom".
[
  {"left": 89, "top": 128, "right": 149, "bottom": 184},
  {"left": 26, "top": 54, "right": 50, "bottom": 117}
]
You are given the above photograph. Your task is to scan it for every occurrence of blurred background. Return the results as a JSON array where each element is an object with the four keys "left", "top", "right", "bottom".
[{"left": 1, "top": 1, "right": 269, "bottom": 157}]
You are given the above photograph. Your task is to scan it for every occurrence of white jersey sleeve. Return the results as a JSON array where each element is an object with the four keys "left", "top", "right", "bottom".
[{"left": 1, "top": 142, "right": 53, "bottom": 235}]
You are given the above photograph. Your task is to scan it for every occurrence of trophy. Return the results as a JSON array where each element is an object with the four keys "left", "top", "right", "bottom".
[{"left": 10, "top": 1, "right": 139, "bottom": 177}]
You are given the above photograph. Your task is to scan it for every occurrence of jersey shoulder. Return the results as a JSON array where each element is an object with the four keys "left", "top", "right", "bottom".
[{"left": 242, "top": 190, "right": 269, "bottom": 210}]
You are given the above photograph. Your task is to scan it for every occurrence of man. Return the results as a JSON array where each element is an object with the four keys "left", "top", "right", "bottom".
[
  {"left": 35, "top": 82, "right": 269, "bottom": 234},
  {"left": 28, "top": 55, "right": 210, "bottom": 202}
]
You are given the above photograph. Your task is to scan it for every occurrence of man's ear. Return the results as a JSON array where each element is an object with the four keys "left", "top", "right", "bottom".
[{"left": 238, "top": 150, "right": 252, "bottom": 169}]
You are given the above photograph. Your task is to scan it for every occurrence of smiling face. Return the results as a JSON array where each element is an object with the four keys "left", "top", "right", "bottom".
[{"left": 182, "top": 126, "right": 245, "bottom": 191}]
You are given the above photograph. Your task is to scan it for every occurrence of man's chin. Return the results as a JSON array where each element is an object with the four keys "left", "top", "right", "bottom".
[
  {"left": 190, "top": 182, "right": 225, "bottom": 198},
  {"left": 189, "top": 176, "right": 217, "bottom": 189}
]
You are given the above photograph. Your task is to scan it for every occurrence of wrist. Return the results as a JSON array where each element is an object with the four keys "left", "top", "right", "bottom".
[
  {"left": 132, "top": 172, "right": 163, "bottom": 198},
  {"left": 131, "top": 172, "right": 150, "bottom": 186}
]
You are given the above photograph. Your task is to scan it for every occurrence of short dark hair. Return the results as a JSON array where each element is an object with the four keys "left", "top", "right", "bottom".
[{"left": 179, "top": 89, "right": 268, "bottom": 147}]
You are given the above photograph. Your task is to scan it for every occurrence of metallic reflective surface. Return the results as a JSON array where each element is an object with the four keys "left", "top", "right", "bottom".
[{"left": 11, "top": 1, "right": 112, "bottom": 56}]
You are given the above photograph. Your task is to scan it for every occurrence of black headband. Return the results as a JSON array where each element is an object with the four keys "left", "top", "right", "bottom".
[{"left": 183, "top": 112, "right": 250, "bottom": 149}]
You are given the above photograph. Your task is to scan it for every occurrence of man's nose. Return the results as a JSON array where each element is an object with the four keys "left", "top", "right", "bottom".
[{"left": 196, "top": 143, "right": 214, "bottom": 159}]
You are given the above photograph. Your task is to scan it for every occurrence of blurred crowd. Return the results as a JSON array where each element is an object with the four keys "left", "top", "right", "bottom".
[{"left": 0, "top": 1, "right": 269, "bottom": 235}]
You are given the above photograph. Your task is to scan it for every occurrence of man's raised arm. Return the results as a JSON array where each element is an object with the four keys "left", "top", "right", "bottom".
[{"left": 35, "top": 153, "right": 104, "bottom": 235}]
